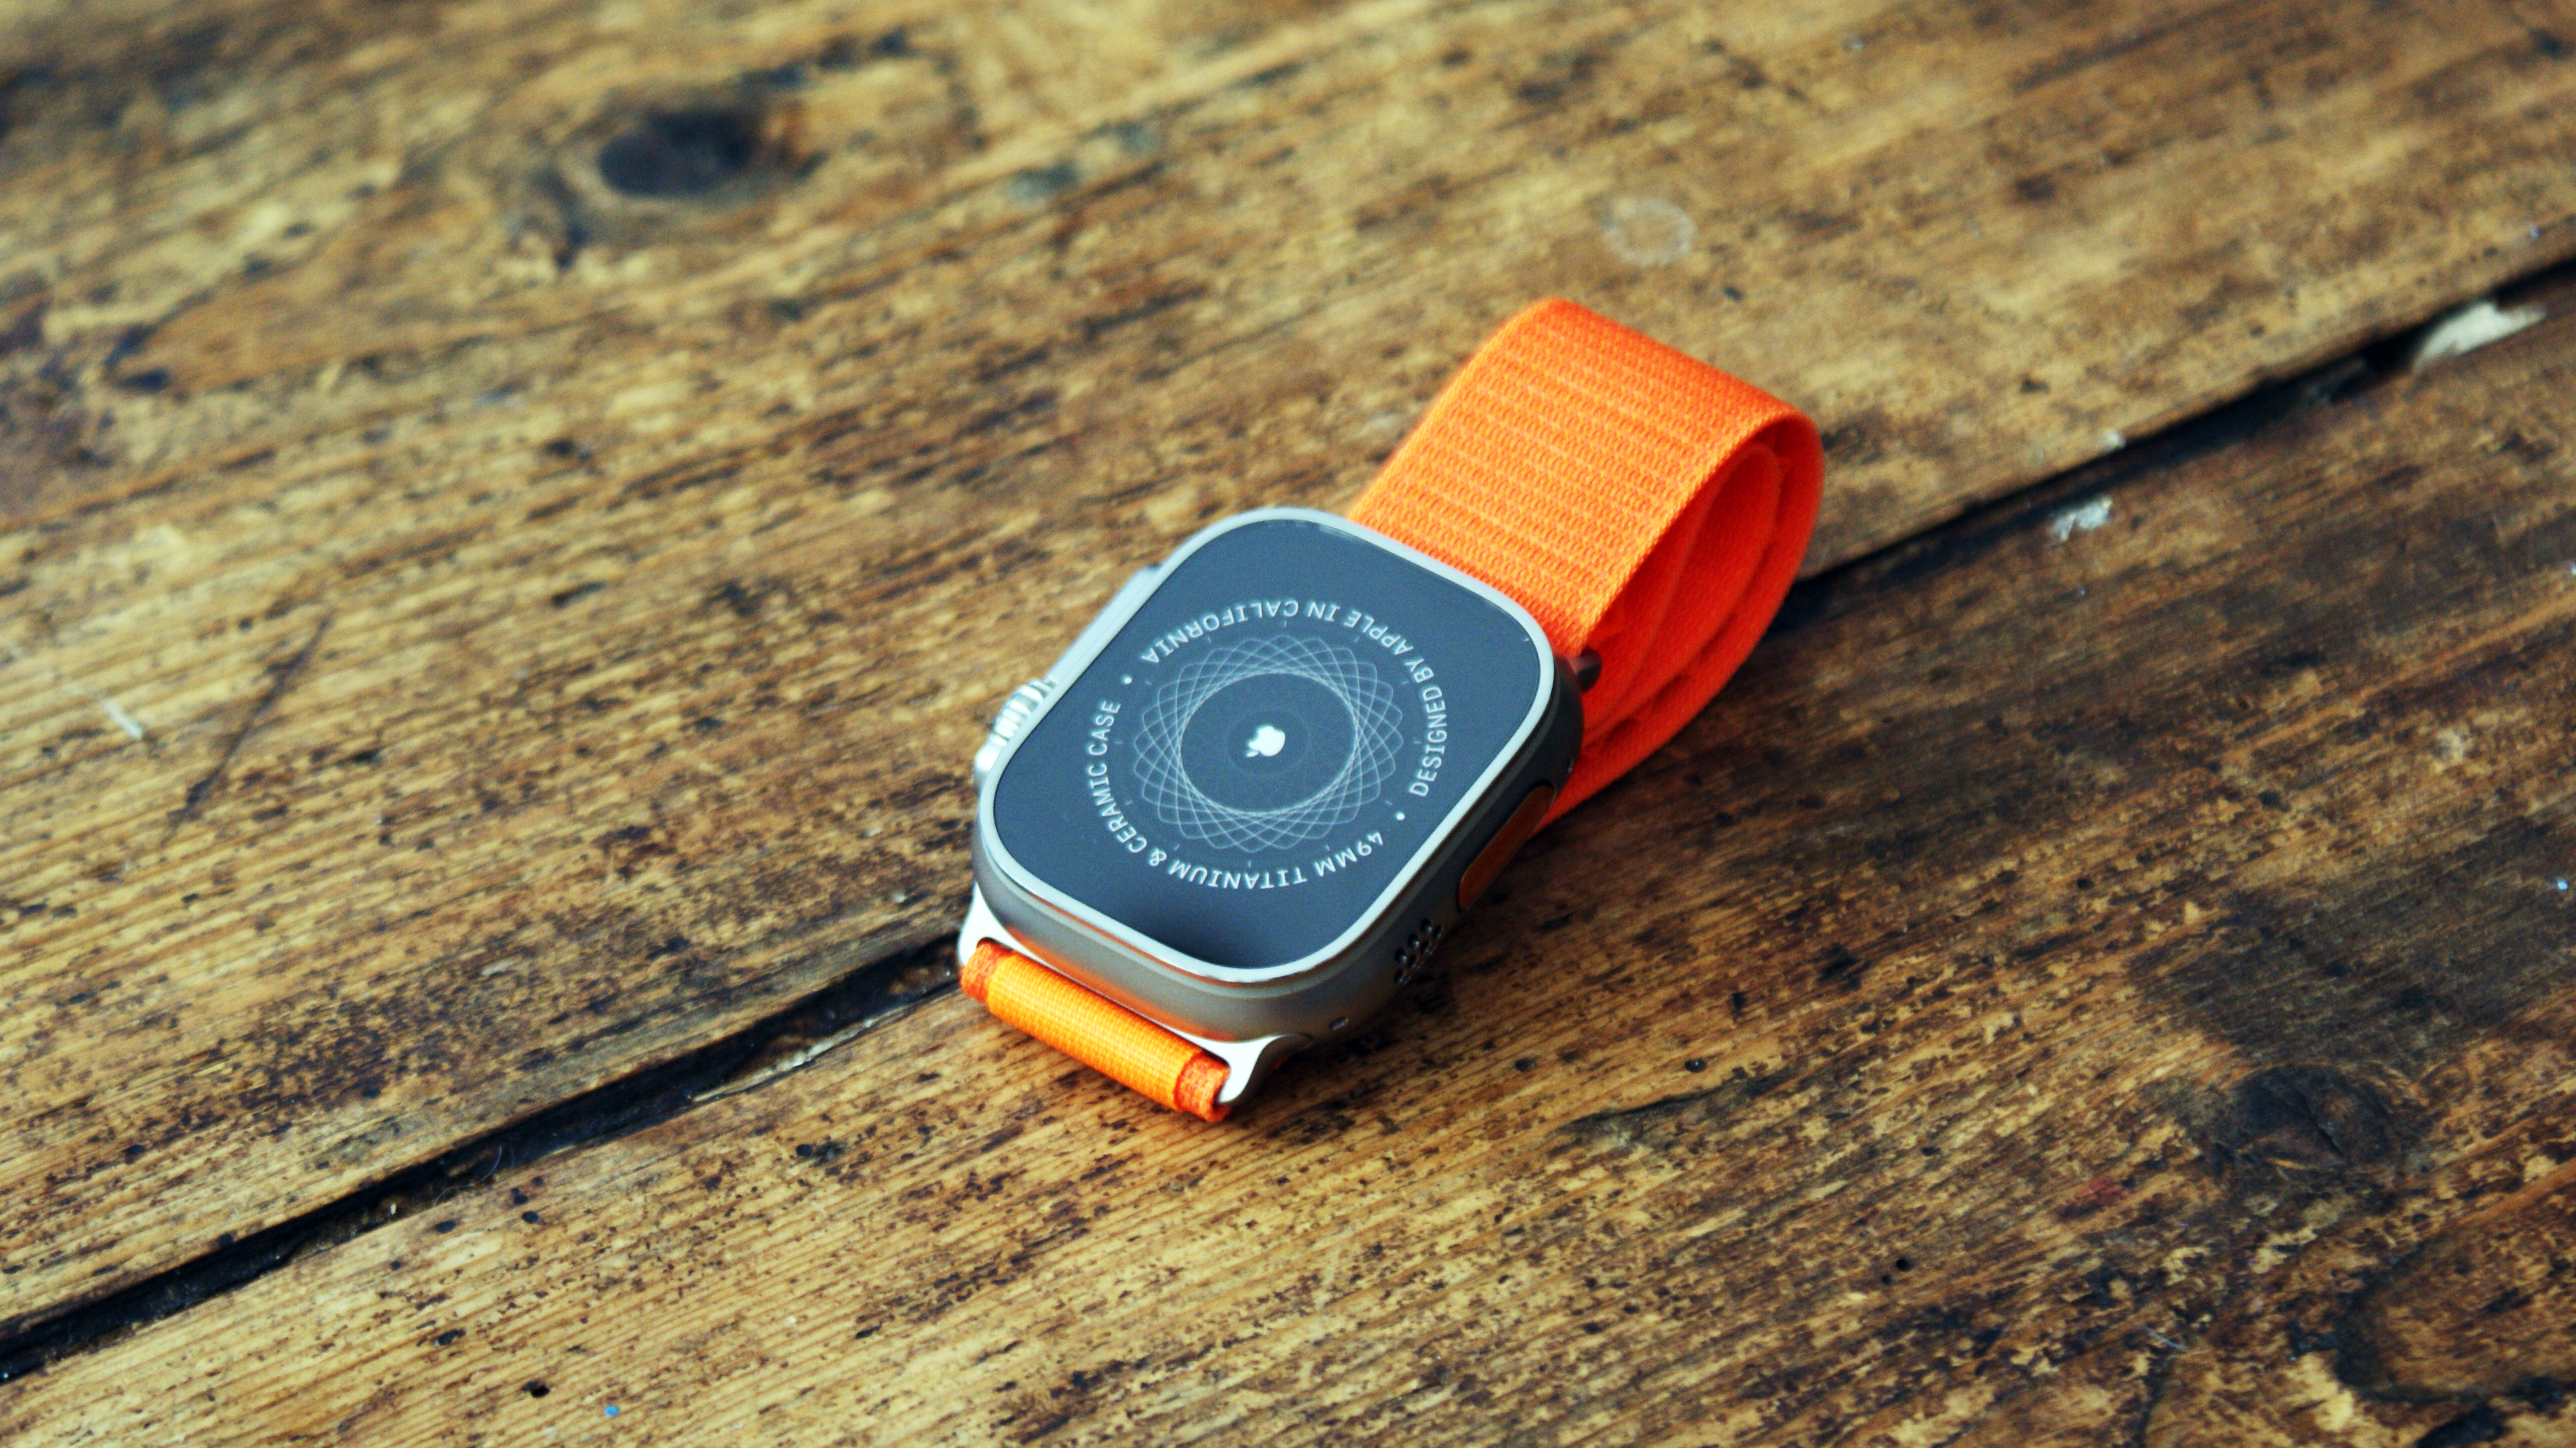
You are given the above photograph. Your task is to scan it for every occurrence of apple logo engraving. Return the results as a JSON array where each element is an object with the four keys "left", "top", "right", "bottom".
[{"left": 1136, "top": 633, "right": 1401, "bottom": 852}]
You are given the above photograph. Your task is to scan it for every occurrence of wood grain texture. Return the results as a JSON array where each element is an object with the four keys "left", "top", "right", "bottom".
[
  {"left": 6, "top": 260, "right": 2569, "bottom": 1445},
  {"left": 8, "top": 0, "right": 2576, "bottom": 1336}
]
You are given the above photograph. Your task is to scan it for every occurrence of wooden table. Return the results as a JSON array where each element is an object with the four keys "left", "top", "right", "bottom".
[{"left": 3, "top": 0, "right": 2573, "bottom": 1441}]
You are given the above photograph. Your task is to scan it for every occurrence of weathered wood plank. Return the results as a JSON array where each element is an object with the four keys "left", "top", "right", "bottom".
[
  {"left": 7, "top": 0, "right": 2576, "bottom": 1334},
  {"left": 5, "top": 266, "right": 2569, "bottom": 1442}
]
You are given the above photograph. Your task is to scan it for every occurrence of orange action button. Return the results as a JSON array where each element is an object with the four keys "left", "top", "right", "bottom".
[{"left": 1458, "top": 783, "right": 1554, "bottom": 910}]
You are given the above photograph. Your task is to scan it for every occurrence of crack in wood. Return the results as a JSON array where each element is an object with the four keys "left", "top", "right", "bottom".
[
  {"left": 160, "top": 614, "right": 331, "bottom": 845},
  {"left": 0, "top": 936, "right": 953, "bottom": 1381}
]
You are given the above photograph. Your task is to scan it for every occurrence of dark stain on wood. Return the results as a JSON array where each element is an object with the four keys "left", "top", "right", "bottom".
[{"left": 593, "top": 80, "right": 815, "bottom": 203}]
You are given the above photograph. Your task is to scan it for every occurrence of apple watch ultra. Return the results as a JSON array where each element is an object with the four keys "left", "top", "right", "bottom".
[{"left": 959, "top": 299, "right": 1824, "bottom": 1120}]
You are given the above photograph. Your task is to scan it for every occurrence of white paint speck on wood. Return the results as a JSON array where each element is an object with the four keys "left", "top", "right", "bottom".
[
  {"left": 2412, "top": 297, "right": 2545, "bottom": 367},
  {"left": 2048, "top": 498, "right": 2113, "bottom": 543}
]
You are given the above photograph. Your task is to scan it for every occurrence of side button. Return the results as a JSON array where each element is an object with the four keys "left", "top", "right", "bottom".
[{"left": 1457, "top": 783, "right": 1554, "bottom": 910}]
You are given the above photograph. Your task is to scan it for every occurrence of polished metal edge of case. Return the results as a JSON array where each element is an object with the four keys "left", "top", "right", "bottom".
[{"left": 961, "top": 508, "right": 1582, "bottom": 1061}]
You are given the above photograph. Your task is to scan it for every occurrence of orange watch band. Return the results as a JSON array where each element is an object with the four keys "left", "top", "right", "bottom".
[
  {"left": 962, "top": 941, "right": 1231, "bottom": 1122},
  {"left": 1349, "top": 297, "right": 1824, "bottom": 818},
  {"left": 970, "top": 299, "right": 1820, "bottom": 1120}
]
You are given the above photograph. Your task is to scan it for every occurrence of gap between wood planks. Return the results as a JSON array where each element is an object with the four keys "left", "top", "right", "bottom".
[{"left": 0, "top": 258, "right": 2563, "bottom": 1387}]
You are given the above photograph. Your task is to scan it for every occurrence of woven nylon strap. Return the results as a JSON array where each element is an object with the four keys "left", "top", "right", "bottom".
[
  {"left": 963, "top": 940, "right": 1231, "bottom": 1121},
  {"left": 971, "top": 298, "right": 1821, "bottom": 1119},
  {"left": 1349, "top": 297, "right": 1822, "bottom": 817}
]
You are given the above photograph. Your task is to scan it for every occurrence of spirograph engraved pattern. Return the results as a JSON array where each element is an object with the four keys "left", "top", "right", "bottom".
[{"left": 1132, "top": 633, "right": 1404, "bottom": 852}]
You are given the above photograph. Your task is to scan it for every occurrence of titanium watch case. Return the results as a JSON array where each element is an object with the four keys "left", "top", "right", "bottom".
[{"left": 961, "top": 508, "right": 1582, "bottom": 1105}]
